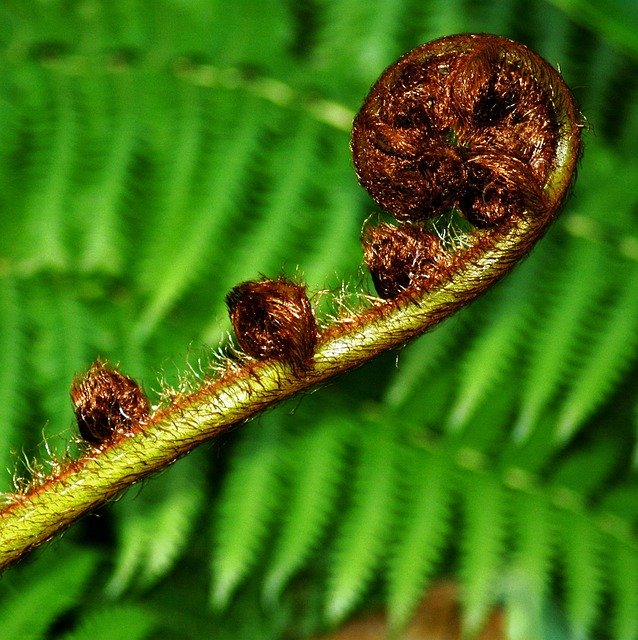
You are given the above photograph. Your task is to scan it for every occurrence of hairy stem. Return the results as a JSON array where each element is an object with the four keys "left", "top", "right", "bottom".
[
  {"left": 0, "top": 33, "right": 582, "bottom": 571},
  {"left": 0, "top": 212, "right": 554, "bottom": 570}
]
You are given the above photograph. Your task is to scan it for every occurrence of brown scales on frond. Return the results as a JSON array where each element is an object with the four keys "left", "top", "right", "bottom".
[
  {"left": 362, "top": 222, "right": 452, "bottom": 299},
  {"left": 351, "top": 34, "right": 579, "bottom": 229},
  {"left": 226, "top": 278, "right": 318, "bottom": 376},
  {"left": 70, "top": 360, "right": 150, "bottom": 445}
]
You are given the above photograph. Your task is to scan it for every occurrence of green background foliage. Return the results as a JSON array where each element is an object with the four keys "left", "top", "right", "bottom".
[{"left": 0, "top": 0, "right": 637, "bottom": 638}]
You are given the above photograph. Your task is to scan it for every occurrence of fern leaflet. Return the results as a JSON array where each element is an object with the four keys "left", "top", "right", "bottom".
[
  {"left": 513, "top": 235, "right": 611, "bottom": 442},
  {"left": 106, "top": 452, "right": 207, "bottom": 596},
  {"left": 0, "top": 547, "right": 98, "bottom": 640},
  {"left": 210, "top": 417, "right": 285, "bottom": 609},
  {"left": 458, "top": 470, "right": 507, "bottom": 634},
  {"left": 386, "top": 446, "right": 454, "bottom": 633},
  {"left": 262, "top": 415, "right": 351, "bottom": 604},
  {"left": 0, "top": 274, "right": 25, "bottom": 492},
  {"left": 59, "top": 604, "right": 158, "bottom": 640},
  {"left": 555, "top": 259, "right": 638, "bottom": 442},
  {"left": 324, "top": 417, "right": 397, "bottom": 624}
]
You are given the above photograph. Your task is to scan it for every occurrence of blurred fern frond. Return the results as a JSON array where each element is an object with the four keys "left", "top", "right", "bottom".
[{"left": 0, "top": 1, "right": 637, "bottom": 639}]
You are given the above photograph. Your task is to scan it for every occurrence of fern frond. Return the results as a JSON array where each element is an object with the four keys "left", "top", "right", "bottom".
[
  {"left": 550, "top": 439, "right": 621, "bottom": 498},
  {"left": 408, "top": 0, "right": 472, "bottom": 42},
  {"left": 445, "top": 246, "right": 544, "bottom": 431},
  {"left": 458, "top": 469, "right": 507, "bottom": 635},
  {"left": 136, "top": 90, "right": 271, "bottom": 340},
  {"left": 383, "top": 317, "right": 465, "bottom": 410},
  {"left": 324, "top": 417, "right": 397, "bottom": 624},
  {"left": 546, "top": 0, "right": 638, "bottom": 59},
  {"left": 0, "top": 274, "right": 25, "bottom": 491},
  {"left": 386, "top": 446, "right": 454, "bottom": 633},
  {"left": 262, "top": 414, "right": 352, "bottom": 604},
  {"left": 210, "top": 416, "right": 285, "bottom": 609},
  {"left": 609, "top": 540, "right": 638, "bottom": 640},
  {"left": 201, "top": 112, "right": 323, "bottom": 342},
  {"left": 505, "top": 489, "right": 554, "bottom": 640},
  {"left": 556, "top": 508, "right": 605, "bottom": 639},
  {"left": 59, "top": 604, "right": 158, "bottom": 640},
  {"left": 0, "top": 547, "right": 98, "bottom": 640},
  {"left": 555, "top": 259, "right": 638, "bottom": 442},
  {"left": 74, "top": 67, "right": 139, "bottom": 275},
  {"left": 512, "top": 235, "right": 611, "bottom": 442},
  {"left": 313, "top": 0, "right": 404, "bottom": 91},
  {"left": 350, "top": 0, "right": 408, "bottom": 80},
  {"left": 298, "top": 140, "right": 362, "bottom": 293},
  {"left": 13, "top": 64, "right": 78, "bottom": 272},
  {"left": 27, "top": 278, "right": 89, "bottom": 451},
  {"left": 106, "top": 451, "right": 207, "bottom": 596},
  {"left": 516, "top": 0, "right": 576, "bottom": 67},
  {"left": 135, "top": 78, "right": 208, "bottom": 295},
  {"left": 600, "top": 484, "right": 638, "bottom": 523}
]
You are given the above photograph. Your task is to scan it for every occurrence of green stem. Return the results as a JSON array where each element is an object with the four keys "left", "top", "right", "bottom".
[{"left": 0, "top": 213, "right": 548, "bottom": 571}]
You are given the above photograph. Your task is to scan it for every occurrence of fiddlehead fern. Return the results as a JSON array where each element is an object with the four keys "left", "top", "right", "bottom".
[{"left": 0, "top": 34, "right": 581, "bottom": 572}]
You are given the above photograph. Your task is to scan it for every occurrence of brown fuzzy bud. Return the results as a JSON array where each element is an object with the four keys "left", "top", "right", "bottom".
[
  {"left": 362, "top": 222, "right": 451, "bottom": 299},
  {"left": 70, "top": 360, "right": 150, "bottom": 444},
  {"left": 351, "top": 34, "right": 581, "bottom": 228},
  {"left": 226, "top": 278, "right": 318, "bottom": 376}
]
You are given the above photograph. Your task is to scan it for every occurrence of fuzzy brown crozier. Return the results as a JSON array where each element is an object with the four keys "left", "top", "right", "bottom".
[
  {"left": 70, "top": 360, "right": 150, "bottom": 444},
  {"left": 362, "top": 221, "right": 453, "bottom": 299},
  {"left": 351, "top": 34, "right": 574, "bottom": 229},
  {"left": 226, "top": 278, "right": 318, "bottom": 376}
]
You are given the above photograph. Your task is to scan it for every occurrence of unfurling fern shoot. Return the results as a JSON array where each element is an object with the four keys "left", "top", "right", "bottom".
[
  {"left": 71, "top": 360, "right": 150, "bottom": 445},
  {"left": 354, "top": 34, "right": 581, "bottom": 297},
  {"left": 0, "top": 34, "right": 582, "bottom": 573},
  {"left": 226, "top": 278, "right": 318, "bottom": 376}
]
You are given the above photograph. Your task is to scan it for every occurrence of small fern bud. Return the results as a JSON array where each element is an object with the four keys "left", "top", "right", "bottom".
[
  {"left": 351, "top": 33, "right": 581, "bottom": 228},
  {"left": 362, "top": 221, "right": 451, "bottom": 299},
  {"left": 70, "top": 360, "right": 150, "bottom": 445},
  {"left": 226, "top": 278, "right": 318, "bottom": 376}
]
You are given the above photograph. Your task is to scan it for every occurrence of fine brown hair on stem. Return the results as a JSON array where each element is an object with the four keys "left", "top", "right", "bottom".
[
  {"left": 70, "top": 360, "right": 150, "bottom": 445},
  {"left": 226, "top": 278, "right": 318, "bottom": 376},
  {"left": 362, "top": 221, "right": 451, "bottom": 299},
  {"left": 351, "top": 33, "right": 581, "bottom": 228}
]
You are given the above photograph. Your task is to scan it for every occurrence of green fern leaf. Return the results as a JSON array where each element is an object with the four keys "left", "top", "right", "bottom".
[
  {"left": 136, "top": 78, "right": 208, "bottom": 295},
  {"left": 513, "top": 235, "right": 611, "bottom": 442},
  {"left": 609, "top": 540, "right": 638, "bottom": 640},
  {"left": 299, "top": 148, "right": 362, "bottom": 293},
  {"left": 0, "top": 546, "right": 98, "bottom": 640},
  {"left": 27, "top": 279, "right": 89, "bottom": 452},
  {"left": 136, "top": 90, "right": 271, "bottom": 340},
  {"left": 75, "top": 68, "right": 139, "bottom": 275},
  {"left": 201, "top": 112, "right": 323, "bottom": 343},
  {"left": 386, "top": 446, "right": 454, "bottom": 633},
  {"left": 324, "top": 417, "right": 397, "bottom": 624},
  {"left": 547, "top": 0, "right": 638, "bottom": 59},
  {"left": 409, "top": 0, "right": 475, "bottom": 42},
  {"left": 106, "top": 452, "right": 207, "bottom": 596},
  {"left": 599, "top": 484, "right": 638, "bottom": 523},
  {"left": 446, "top": 248, "right": 543, "bottom": 431},
  {"left": 314, "top": 0, "right": 404, "bottom": 89},
  {"left": 262, "top": 415, "right": 351, "bottom": 604},
  {"left": 59, "top": 604, "right": 158, "bottom": 640},
  {"left": 350, "top": 0, "right": 408, "bottom": 80},
  {"left": 384, "top": 317, "right": 465, "bottom": 410},
  {"left": 555, "top": 260, "right": 638, "bottom": 442},
  {"left": 505, "top": 489, "right": 554, "bottom": 640},
  {"left": 557, "top": 508, "right": 605, "bottom": 639},
  {"left": 550, "top": 439, "right": 621, "bottom": 498},
  {"left": 13, "top": 64, "right": 78, "bottom": 271},
  {"left": 0, "top": 274, "right": 25, "bottom": 491},
  {"left": 458, "top": 470, "right": 506, "bottom": 635},
  {"left": 210, "top": 416, "right": 285, "bottom": 610}
]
